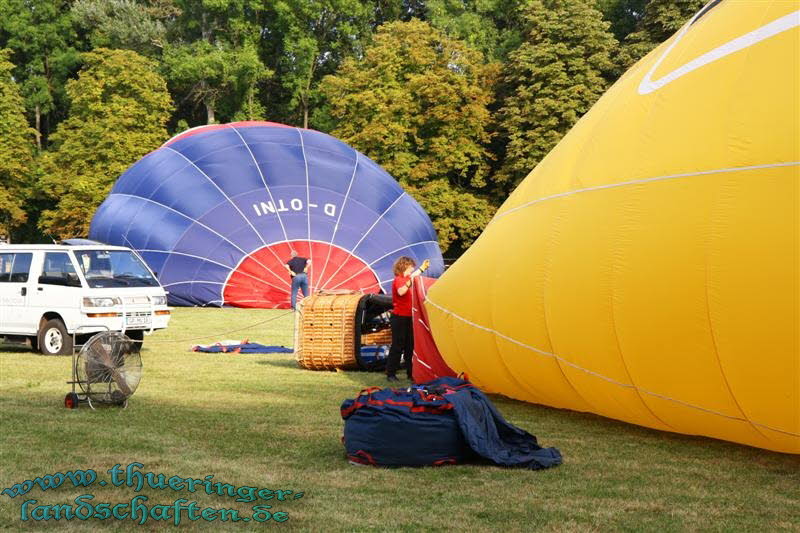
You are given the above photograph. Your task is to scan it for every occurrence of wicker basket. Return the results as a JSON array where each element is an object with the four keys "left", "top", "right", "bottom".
[
  {"left": 361, "top": 328, "right": 392, "bottom": 346},
  {"left": 295, "top": 291, "right": 364, "bottom": 370}
]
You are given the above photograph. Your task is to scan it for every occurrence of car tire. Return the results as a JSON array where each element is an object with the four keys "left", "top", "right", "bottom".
[{"left": 38, "top": 319, "right": 73, "bottom": 356}]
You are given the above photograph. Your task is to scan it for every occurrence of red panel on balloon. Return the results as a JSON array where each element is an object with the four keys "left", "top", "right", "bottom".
[{"left": 223, "top": 241, "right": 381, "bottom": 308}]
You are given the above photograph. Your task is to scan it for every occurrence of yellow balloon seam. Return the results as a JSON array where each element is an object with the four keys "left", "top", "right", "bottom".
[{"left": 426, "top": 295, "right": 799, "bottom": 439}]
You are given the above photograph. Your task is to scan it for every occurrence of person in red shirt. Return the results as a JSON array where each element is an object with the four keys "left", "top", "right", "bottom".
[{"left": 386, "top": 256, "right": 429, "bottom": 382}]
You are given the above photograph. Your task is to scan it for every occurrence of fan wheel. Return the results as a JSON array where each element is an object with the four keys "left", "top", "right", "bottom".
[{"left": 64, "top": 392, "right": 79, "bottom": 409}]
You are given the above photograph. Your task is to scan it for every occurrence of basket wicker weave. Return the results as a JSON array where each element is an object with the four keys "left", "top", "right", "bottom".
[
  {"left": 295, "top": 291, "right": 365, "bottom": 370},
  {"left": 361, "top": 328, "right": 392, "bottom": 346}
]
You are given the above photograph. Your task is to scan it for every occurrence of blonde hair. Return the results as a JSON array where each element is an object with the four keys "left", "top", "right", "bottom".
[{"left": 393, "top": 256, "right": 416, "bottom": 276}]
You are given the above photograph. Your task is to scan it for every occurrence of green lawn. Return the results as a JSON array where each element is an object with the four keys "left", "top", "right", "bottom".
[{"left": 1, "top": 308, "right": 798, "bottom": 531}]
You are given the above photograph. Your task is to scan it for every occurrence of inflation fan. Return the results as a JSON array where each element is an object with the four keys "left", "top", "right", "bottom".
[{"left": 64, "top": 332, "right": 143, "bottom": 409}]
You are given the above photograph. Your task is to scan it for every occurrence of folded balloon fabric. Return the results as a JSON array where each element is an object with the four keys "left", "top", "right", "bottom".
[
  {"left": 341, "top": 377, "right": 562, "bottom": 469},
  {"left": 191, "top": 340, "right": 293, "bottom": 354}
]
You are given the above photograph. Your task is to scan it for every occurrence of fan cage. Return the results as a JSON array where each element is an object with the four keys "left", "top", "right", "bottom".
[{"left": 76, "top": 332, "right": 142, "bottom": 404}]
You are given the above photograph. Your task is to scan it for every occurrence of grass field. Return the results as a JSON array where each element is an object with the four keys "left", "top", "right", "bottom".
[{"left": 1, "top": 308, "right": 798, "bottom": 532}]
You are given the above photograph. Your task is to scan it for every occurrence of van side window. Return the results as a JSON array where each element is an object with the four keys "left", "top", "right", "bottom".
[
  {"left": 40, "top": 253, "right": 81, "bottom": 287},
  {"left": 0, "top": 253, "right": 33, "bottom": 283}
]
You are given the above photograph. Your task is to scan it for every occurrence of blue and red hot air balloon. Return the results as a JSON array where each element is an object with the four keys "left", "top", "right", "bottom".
[{"left": 89, "top": 121, "right": 443, "bottom": 308}]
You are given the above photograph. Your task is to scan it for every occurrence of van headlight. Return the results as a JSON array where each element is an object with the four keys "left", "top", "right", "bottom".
[
  {"left": 151, "top": 295, "right": 167, "bottom": 306},
  {"left": 83, "top": 297, "right": 122, "bottom": 307}
]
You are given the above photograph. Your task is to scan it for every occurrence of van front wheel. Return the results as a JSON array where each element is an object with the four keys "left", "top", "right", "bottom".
[{"left": 38, "top": 319, "right": 73, "bottom": 356}]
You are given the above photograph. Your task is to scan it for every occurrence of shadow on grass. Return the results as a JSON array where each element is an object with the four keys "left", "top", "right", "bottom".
[
  {"left": 0, "top": 345, "right": 38, "bottom": 354},
  {"left": 7, "top": 388, "right": 800, "bottom": 486},
  {"left": 256, "top": 358, "right": 300, "bottom": 368},
  {"left": 3, "top": 384, "right": 798, "bottom": 533},
  {"left": 0, "top": 388, "right": 347, "bottom": 472},
  {"left": 250, "top": 361, "right": 800, "bottom": 465},
  {"left": 478, "top": 393, "right": 800, "bottom": 467},
  {"left": 4, "top": 371, "right": 799, "bottom": 477},
  {"left": 7, "top": 309, "right": 798, "bottom": 531}
]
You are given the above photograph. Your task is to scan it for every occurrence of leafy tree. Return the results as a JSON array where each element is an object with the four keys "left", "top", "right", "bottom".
[
  {"left": 71, "top": 0, "right": 179, "bottom": 56},
  {"left": 494, "top": 0, "right": 618, "bottom": 191},
  {"left": 38, "top": 49, "right": 172, "bottom": 239},
  {"left": 425, "top": 0, "right": 525, "bottom": 61},
  {"left": 162, "top": 0, "right": 270, "bottom": 124},
  {"left": 264, "top": 0, "right": 379, "bottom": 128},
  {"left": 0, "top": 0, "right": 82, "bottom": 149},
  {"left": 0, "top": 50, "right": 37, "bottom": 242},
  {"left": 620, "top": 0, "right": 704, "bottom": 67},
  {"left": 163, "top": 40, "right": 269, "bottom": 123},
  {"left": 595, "top": 0, "right": 648, "bottom": 41},
  {"left": 371, "top": 0, "right": 426, "bottom": 24},
  {"left": 172, "top": 0, "right": 263, "bottom": 45},
  {"left": 72, "top": 0, "right": 270, "bottom": 125},
  {"left": 318, "top": 19, "right": 498, "bottom": 253}
]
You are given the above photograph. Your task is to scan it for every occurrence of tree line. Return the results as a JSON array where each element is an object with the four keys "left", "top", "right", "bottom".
[{"left": 0, "top": 0, "right": 703, "bottom": 256}]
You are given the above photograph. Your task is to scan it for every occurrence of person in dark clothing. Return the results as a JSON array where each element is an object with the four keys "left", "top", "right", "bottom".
[
  {"left": 386, "top": 256, "right": 429, "bottom": 382},
  {"left": 285, "top": 250, "right": 311, "bottom": 310}
]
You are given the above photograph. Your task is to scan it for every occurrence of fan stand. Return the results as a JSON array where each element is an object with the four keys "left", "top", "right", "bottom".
[
  {"left": 65, "top": 325, "right": 106, "bottom": 409},
  {"left": 64, "top": 326, "right": 134, "bottom": 410},
  {"left": 70, "top": 391, "right": 127, "bottom": 411},
  {"left": 83, "top": 396, "right": 127, "bottom": 410}
]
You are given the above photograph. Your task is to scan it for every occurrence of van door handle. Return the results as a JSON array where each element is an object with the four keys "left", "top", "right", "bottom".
[
  {"left": 20, "top": 287, "right": 26, "bottom": 296},
  {"left": 37, "top": 287, "right": 43, "bottom": 291}
]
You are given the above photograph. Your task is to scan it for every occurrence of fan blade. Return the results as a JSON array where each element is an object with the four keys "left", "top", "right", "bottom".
[{"left": 88, "top": 340, "right": 133, "bottom": 397}]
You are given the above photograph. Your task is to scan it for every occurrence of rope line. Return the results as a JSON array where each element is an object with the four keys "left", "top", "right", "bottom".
[{"left": 141, "top": 310, "right": 295, "bottom": 345}]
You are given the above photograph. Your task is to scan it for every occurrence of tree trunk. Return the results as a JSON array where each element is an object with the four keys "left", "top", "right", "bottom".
[
  {"left": 201, "top": 11, "right": 212, "bottom": 42},
  {"left": 302, "top": 58, "right": 317, "bottom": 130},
  {"left": 34, "top": 105, "right": 42, "bottom": 151},
  {"left": 205, "top": 100, "right": 215, "bottom": 124}
]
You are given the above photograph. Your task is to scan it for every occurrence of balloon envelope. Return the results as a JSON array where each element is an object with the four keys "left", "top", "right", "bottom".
[
  {"left": 90, "top": 121, "right": 443, "bottom": 307},
  {"left": 426, "top": 2, "right": 799, "bottom": 453}
]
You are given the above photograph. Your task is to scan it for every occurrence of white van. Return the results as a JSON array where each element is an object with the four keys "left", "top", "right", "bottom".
[{"left": 0, "top": 241, "right": 171, "bottom": 355}]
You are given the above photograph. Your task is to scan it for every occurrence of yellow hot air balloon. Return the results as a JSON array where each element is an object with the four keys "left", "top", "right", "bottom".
[{"left": 426, "top": 1, "right": 799, "bottom": 454}]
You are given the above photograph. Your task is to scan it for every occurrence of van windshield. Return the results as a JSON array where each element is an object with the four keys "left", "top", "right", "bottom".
[{"left": 74, "top": 250, "right": 159, "bottom": 288}]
